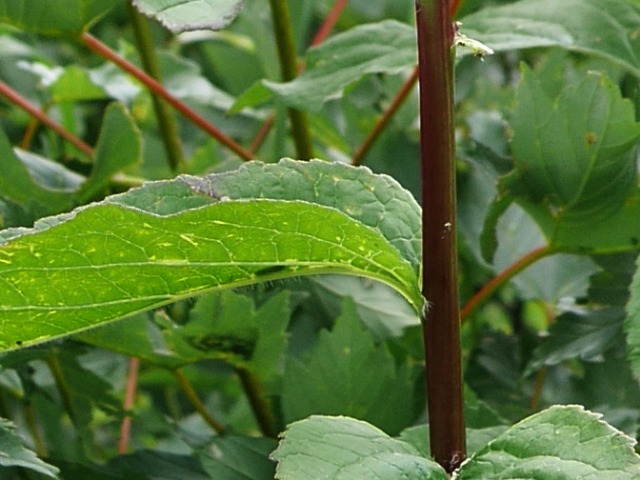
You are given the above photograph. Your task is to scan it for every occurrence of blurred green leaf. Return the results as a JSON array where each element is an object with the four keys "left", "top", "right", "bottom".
[
  {"left": 309, "top": 275, "right": 419, "bottom": 339},
  {"left": 198, "top": 435, "right": 276, "bottom": 480},
  {"left": 0, "top": 129, "right": 76, "bottom": 216},
  {"left": 77, "top": 102, "right": 141, "bottom": 202},
  {"left": 461, "top": 0, "right": 640, "bottom": 77},
  {"left": 528, "top": 306, "right": 624, "bottom": 374},
  {"left": 457, "top": 405, "right": 640, "bottom": 478},
  {"left": 272, "top": 415, "right": 447, "bottom": 480},
  {"left": 132, "top": 0, "right": 244, "bottom": 33},
  {"left": 0, "top": 0, "right": 122, "bottom": 38},
  {"left": 625, "top": 255, "right": 640, "bottom": 382},
  {"left": 282, "top": 297, "right": 416, "bottom": 435},
  {"left": 50, "top": 66, "right": 108, "bottom": 103},
  {"left": 0, "top": 417, "right": 59, "bottom": 477},
  {"left": 108, "top": 450, "right": 210, "bottom": 480}
]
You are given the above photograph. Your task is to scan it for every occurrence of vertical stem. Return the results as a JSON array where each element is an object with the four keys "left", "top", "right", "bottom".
[
  {"left": 236, "top": 367, "right": 278, "bottom": 438},
  {"left": 128, "top": 4, "right": 185, "bottom": 172},
  {"left": 118, "top": 357, "right": 140, "bottom": 454},
  {"left": 415, "top": 0, "right": 465, "bottom": 473},
  {"left": 268, "top": 0, "right": 314, "bottom": 159}
]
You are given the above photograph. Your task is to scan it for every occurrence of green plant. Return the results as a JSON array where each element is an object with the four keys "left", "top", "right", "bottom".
[{"left": 1, "top": 0, "right": 640, "bottom": 478}]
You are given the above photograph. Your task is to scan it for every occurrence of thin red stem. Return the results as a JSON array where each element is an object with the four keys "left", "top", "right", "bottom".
[
  {"left": 118, "top": 357, "right": 140, "bottom": 454},
  {"left": 81, "top": 33, "right": 253, "bottom": 162},
  {"left": 0, "top": 80, "right": 93, "bottom": 155},
  {"left": 311, "top": 0, "right": 349, "bottom": 46},
  {"left": 461, "top": 245, "right": 553, "bottom": 322},
  {"left": 352, "top": 67, "right": 418, "bottom": 166}
]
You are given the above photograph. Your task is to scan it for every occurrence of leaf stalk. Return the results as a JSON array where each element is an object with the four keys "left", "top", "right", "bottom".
[{"left": 81, "top": 33, "right": 253, "bottom": 162}]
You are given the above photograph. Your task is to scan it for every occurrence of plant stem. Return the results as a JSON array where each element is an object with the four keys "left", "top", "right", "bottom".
[
  {"left": 0, "top": 80, "right": 93, "bottom": 156},
  {"left": 236, "top": 367, "right": 278, "bottom": 438},
  {"left": 173, "top": 369, "right": 226, "bottom": 434},
  {"left": 352, "top": 67, "right": 419, "bottom": 166},
  {"left": 416, "top": 0, "right": 465, "bottom": 472},
  {"left": 81, "top": 33, "right": 253, "bottom": 162},
  {"left": 127, "top": 4, "right": 185, "bottom": 172},
  {"left": 118, "top": 357, "right": 140, "bottom": 454},
  {"left": 268, "top": 0, "right": 314, "bottom": 159},
  {"left": 460, "top": 245, "right": 553, "bottom": 322},
  {"left": 310, "top": 0, "right": 349, "bottom": 46}
]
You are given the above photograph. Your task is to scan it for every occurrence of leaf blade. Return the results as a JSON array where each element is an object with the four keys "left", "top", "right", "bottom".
[{"left": 0, "top": 198, "right": 420, "bottom": 351}]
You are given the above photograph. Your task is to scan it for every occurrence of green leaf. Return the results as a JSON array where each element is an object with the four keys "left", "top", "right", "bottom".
[
  {"left": 625, "top": 255, "right": 640, "bottom": 381},
  {"left": 271, "top": 416, "right": 448, "bottom": 480},
  {"left": 282, "top": 297, "right": 416, "bottom": 435},
  {"left": 180, "top": 159, "right": 422, "bottom": 275},
  {"left": 486, "top": 67, "right": 640, "bottom": 255},
  {"left": 132, "top": 0, "right": 244, "bottom": 33},
  {"left": 50, "top": 66, "right": 108, "bottom": 103},
  {"left": 108, "top": 450, "right": 210, "bottom": 480},
  {"left": 77, "top": 102, "right": 142, "bottom": 203},
  {"left": 262, "top": 20, "right": 416, "bottom": 112},
  {"left": 237, "top": 0, "right": 640, "bottom": 112},
  {"left": 309, "top": 275, "right": 419, "bottom": 339},
  {"left": 0, "top": 417, "right": 59, "bottom": 478},
  {"left": 0, "top": 160, "right": 421, "bottom": 351},
  {"left": 528, "top": 307, "right": 624, "bottom": 374},
  {"left": 457, "top": 405, "right": 640, "bottom": 478},
  {"left": 0, "top": 129, "right": 77, "bottom": 218},
  {"left": 461, "top": 0, "right": 640, "bottom": 77},
  {"left": 198, "top": 435, "right": 276, "bottom": 480},
  {"left": 510, "top": 66, "right": 640, "bottom": 222},
  {"left": 0, "top": 0, "right": 122, "bottom": 38}
]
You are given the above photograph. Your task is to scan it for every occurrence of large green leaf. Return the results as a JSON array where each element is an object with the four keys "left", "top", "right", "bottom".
[
  {"left": 483, "top": 67, "right": 640, "bottom": 259},
  {"left": 271, "top": 416, "right": 448, "bottom": 480},
  {"left": 0, "top": 0, "right": 122, "bottom": 38},
  {"left": 510, "top": 66, "right": 640, "bottom": 222},
  {"left": 132, "top": 0, "right": 244, "bottom": 33},
  {"left": 180, "top": 159, "right": 422, "bottom": 274},
  {"left": 457, "top": 405, "right": 640, "bottom": 478},
  {"left": 0, "top": 160, "right": 422, "bottom": 351}
]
